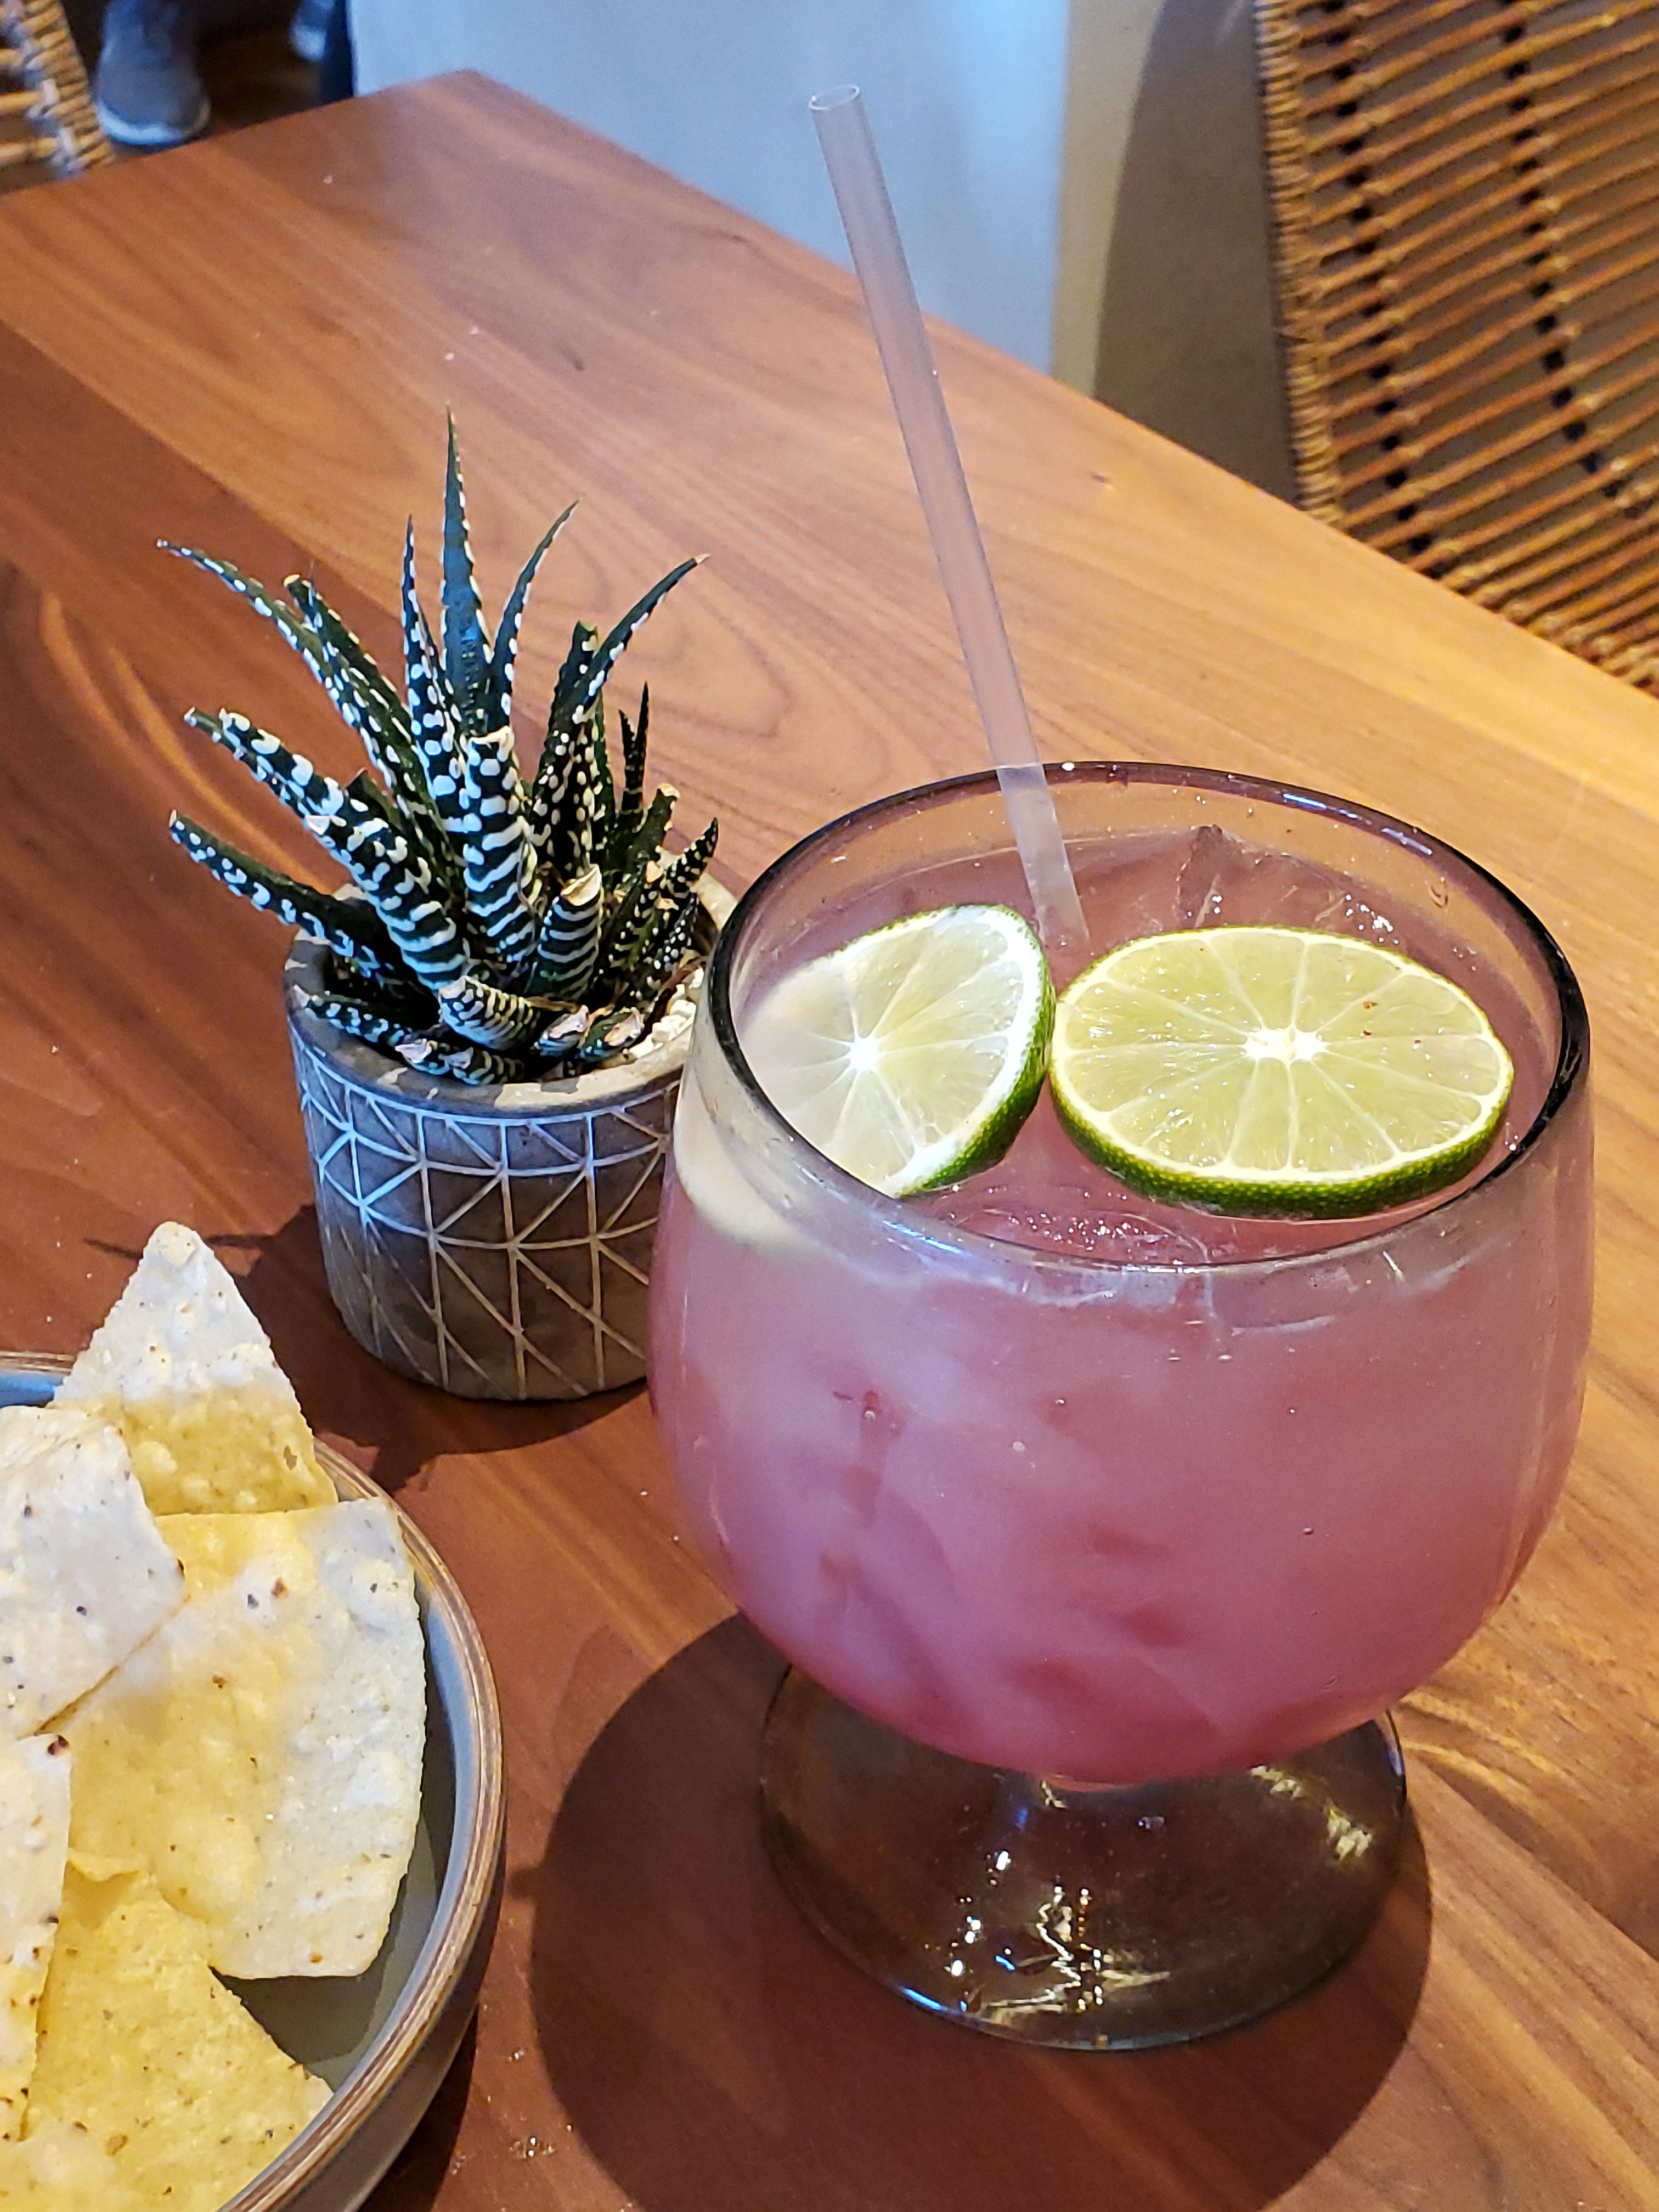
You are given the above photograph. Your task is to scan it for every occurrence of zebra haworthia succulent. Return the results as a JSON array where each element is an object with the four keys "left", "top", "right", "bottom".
[{"left": 168, "top": 422, "right": 718, "bottom": 1085}]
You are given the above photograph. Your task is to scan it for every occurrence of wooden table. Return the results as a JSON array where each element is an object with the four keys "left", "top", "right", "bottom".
[{"left": 1, "top": 70, "right": 1657, "bottom": 2212}]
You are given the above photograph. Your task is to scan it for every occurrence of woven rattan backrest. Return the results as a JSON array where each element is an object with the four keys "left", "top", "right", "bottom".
[
  {"left": 0, "top": 0, "right": 109, "bottom": 178},
  {"left": 1256, "top": 0, "right": 1659, "bottom": 690}
]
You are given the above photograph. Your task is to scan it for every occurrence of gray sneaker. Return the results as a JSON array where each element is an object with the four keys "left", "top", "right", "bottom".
[{"left": 94, "top": 0, "right": 208, "bottom": 149}]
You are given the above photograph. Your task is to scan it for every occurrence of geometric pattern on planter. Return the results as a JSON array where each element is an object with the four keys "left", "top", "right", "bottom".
[{"left": 291, "top": 1018, "right": 679, "bottom": 1401}]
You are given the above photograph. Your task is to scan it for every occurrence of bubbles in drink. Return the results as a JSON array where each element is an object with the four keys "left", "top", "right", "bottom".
[
  {"left": 1070, "top": 822, "right": 1403, "bottom": 946},
  {"left": 916, "top": 1096, "right": 1345, "bottom": 1263}
]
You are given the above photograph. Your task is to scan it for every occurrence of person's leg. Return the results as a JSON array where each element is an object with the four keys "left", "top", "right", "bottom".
[
  {"left": 316, "top": 0, "right": 353, "bottom": 103},
  {"left": 93, "top": 0, "right": 208, "bottom": 149},
  {"left": 288, "top": 0, "right": 331, "bottom": 63}
]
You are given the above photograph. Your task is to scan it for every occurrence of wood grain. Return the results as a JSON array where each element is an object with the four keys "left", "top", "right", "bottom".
[{"left": 0, "top": 72, "right": 1655, "bottom": 2209}]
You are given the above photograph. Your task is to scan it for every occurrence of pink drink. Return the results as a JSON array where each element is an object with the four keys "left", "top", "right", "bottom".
[{"left": 649, "top": 770, "right": 1593, "bottom": 1785}]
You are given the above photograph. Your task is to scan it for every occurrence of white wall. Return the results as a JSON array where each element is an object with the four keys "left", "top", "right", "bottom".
[
  {"left": 351, "top": 0, "right": 1294, "bottom": 496},
  {"left": 351, "top": 0, "right": 1071, "bottom": 372}
]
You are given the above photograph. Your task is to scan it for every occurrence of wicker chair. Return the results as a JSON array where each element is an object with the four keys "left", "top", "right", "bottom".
[
  {"left": 1255, "top": 0, "right": 1659, "bottom": 691},
  {"left": 1, "top": 0, "right": 110, "bottom": 178}
]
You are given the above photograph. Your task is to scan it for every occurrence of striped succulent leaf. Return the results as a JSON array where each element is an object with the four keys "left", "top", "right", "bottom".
[
  {"left": 441, "top": 418, "right": 490, "bottom": 730},
  {"left": 525, "top": 552, "right": 692, "bottom": 863},
  {"left": 544, "top": 729, "right": 606, "bottom": 887},
  {"left": 455, "top": 724, "right": 538, "bottom": 972},
  {"left": 338, "top": 833, "right": 467, "bottom": 987},
  {"left": 526, "top": 725, "right": 575, "bottom": 864},
  {"left": 550, "top": 618, "right": 598, "bottom": 721},
  {"left": 633, "top": 887, "right": 702, "bottom": 1000},
  {"left": 530, "top": 1005, "right": 589, "bottom": 1059},
  {"left": 187, "top": 744, "right": 461, "bottom": 989},
  {"left": 298, "top": 995, "right": 428, "bottom": 1055},
  {"left": 169, "top": 814, "right": 400, "bottom": 977},
  {"left": 614, "top": 782, "right": 678, "bottom": 886},
  {"left": 601, "top": 882, "right": 678, "bottom": 998},
  {"left": 435, "top": 970, "right": 551, "bottom": 1050},
  {"left": 161, "top": 545, "right": 331, "bottom": 692},
  {"left": 284, "top": 577, "right": 442, "bottom": 851},
  {"left": 186, "top": 710, "right": 377, "bottom": 848},
  {"left": 284, "top": 578, "right": 405, "bottom": 725},
  {"left": 593, "top": 852, "right": 655, "bottom": 974},
  {"left": 588, "top": 811, "right": 715, "bottom": 1020},
  {"left": 653, "top": 815, "right": 719, "bottom": 905},
  {"left": 296, "top": 958, "right": 442, "bottom": 1032},
  {"left": 165, "top": 555, "right": 429, "bottom": 850},
  {"left": 189, "top": 715, "right": 464, "bottom": 985},
  {"left": 574, "top": 1006, "right": 647, "bottom": 1069},
  {"left": 407, "top": 1037, "right": 521, "bottom": 1085},
  {"left": 526, "top": 620, "right": 597, "bottom": 857},
  {"left": 612, "top": 838, "right": 712, "bottom": 992},
  {"left": 484, "top": 501, "right": 577, "bottom": 732},
  {"left": 588, "top": 697, "right": 617, "bottom": 850},
  {"left": 528, "top": 862, "right": 602, "bottom": 999},
  {"left": 550, "top": 618, "right": 598, "bottom": 724},
  {"left": 401, "top": 531, "right": 472, "bottom": 848},
  {"left": 567, "top": 558, "right": 699, "bottom": 737},
  {"left": 301, "top": 624, "right": 403, "bottom": 786},
  {"left": 605, "top": 690, "right": 650, "bottom": 877}
]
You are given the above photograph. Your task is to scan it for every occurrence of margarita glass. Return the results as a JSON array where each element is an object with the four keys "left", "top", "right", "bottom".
[{"left": 648, "top": 763, "right": 1593, "bottom": 2047}]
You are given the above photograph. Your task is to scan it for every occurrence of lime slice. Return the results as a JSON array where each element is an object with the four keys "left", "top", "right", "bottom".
[
  {"left": 1050, "top": 925, "right": 1514, "bottom": 1217},
  {"left": 743, "top": 905, "right": 1053, "bottom": 1197}
]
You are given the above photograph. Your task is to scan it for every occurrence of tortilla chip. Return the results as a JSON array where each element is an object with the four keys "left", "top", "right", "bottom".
[
  {"left": 0, "top": 1408, "right": 184, "bottom": 1740},
  {"left": 26, "top": 1863, "right": 327, "bottom": 2212},
  {"left": 0, "top": 2120, "right": 145, "bottom": 2209},
  {"left": 57, "top": 1223, "right": 333, "bottom": 1515},
  {"left": 0, "top": 1737, "right": 71, "bottom": 2140},
  {"left": 60, "top": 1499, "right": 425, "bottom": 1978}
]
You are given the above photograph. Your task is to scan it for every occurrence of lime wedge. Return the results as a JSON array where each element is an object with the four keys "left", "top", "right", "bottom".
[
  {"left": 744, "top": 905, "right": 1053, "bottom": 1197},
  {"left": 1050, "top": 925, "right": 1514, "bottom": 1217}
]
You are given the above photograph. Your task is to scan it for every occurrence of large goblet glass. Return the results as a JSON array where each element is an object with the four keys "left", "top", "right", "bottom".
[{"left": 648, "top": 764, "right": 1593, "bottom": 2048}]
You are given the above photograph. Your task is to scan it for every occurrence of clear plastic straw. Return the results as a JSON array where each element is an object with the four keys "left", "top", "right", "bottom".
[{"left": 811, "top": 84, "right": 1088, "bottom": 962}]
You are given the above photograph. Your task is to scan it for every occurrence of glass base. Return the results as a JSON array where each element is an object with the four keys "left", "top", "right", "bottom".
[{"left": 759, "top": 1669, "right": 1406, "bottom": 2050}]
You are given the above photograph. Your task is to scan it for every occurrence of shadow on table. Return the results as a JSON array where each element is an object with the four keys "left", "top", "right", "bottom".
[
  {"left": 93, "top": 1204, "right": 631, "bottom": 1493},
  {"left": 527, "top": 1619, "right": 1432, "bottom": 2212},
  {"left": 363, "top": 2018, "right": 477, "bottom": 2210}
]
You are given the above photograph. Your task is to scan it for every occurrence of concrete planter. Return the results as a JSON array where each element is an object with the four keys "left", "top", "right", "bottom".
[{"left": 284, "top": 885, "right": 731, "bottom": 1401}]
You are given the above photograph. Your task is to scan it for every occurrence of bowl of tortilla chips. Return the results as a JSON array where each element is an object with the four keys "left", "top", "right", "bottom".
[{"left": 0, "top": 1224, "right": 505, "bottom": 2211}]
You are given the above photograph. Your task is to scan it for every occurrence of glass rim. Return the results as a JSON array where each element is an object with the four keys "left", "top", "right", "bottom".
[{"left": 706, "top": 761, "right": 1590, "bottom": 1277}]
